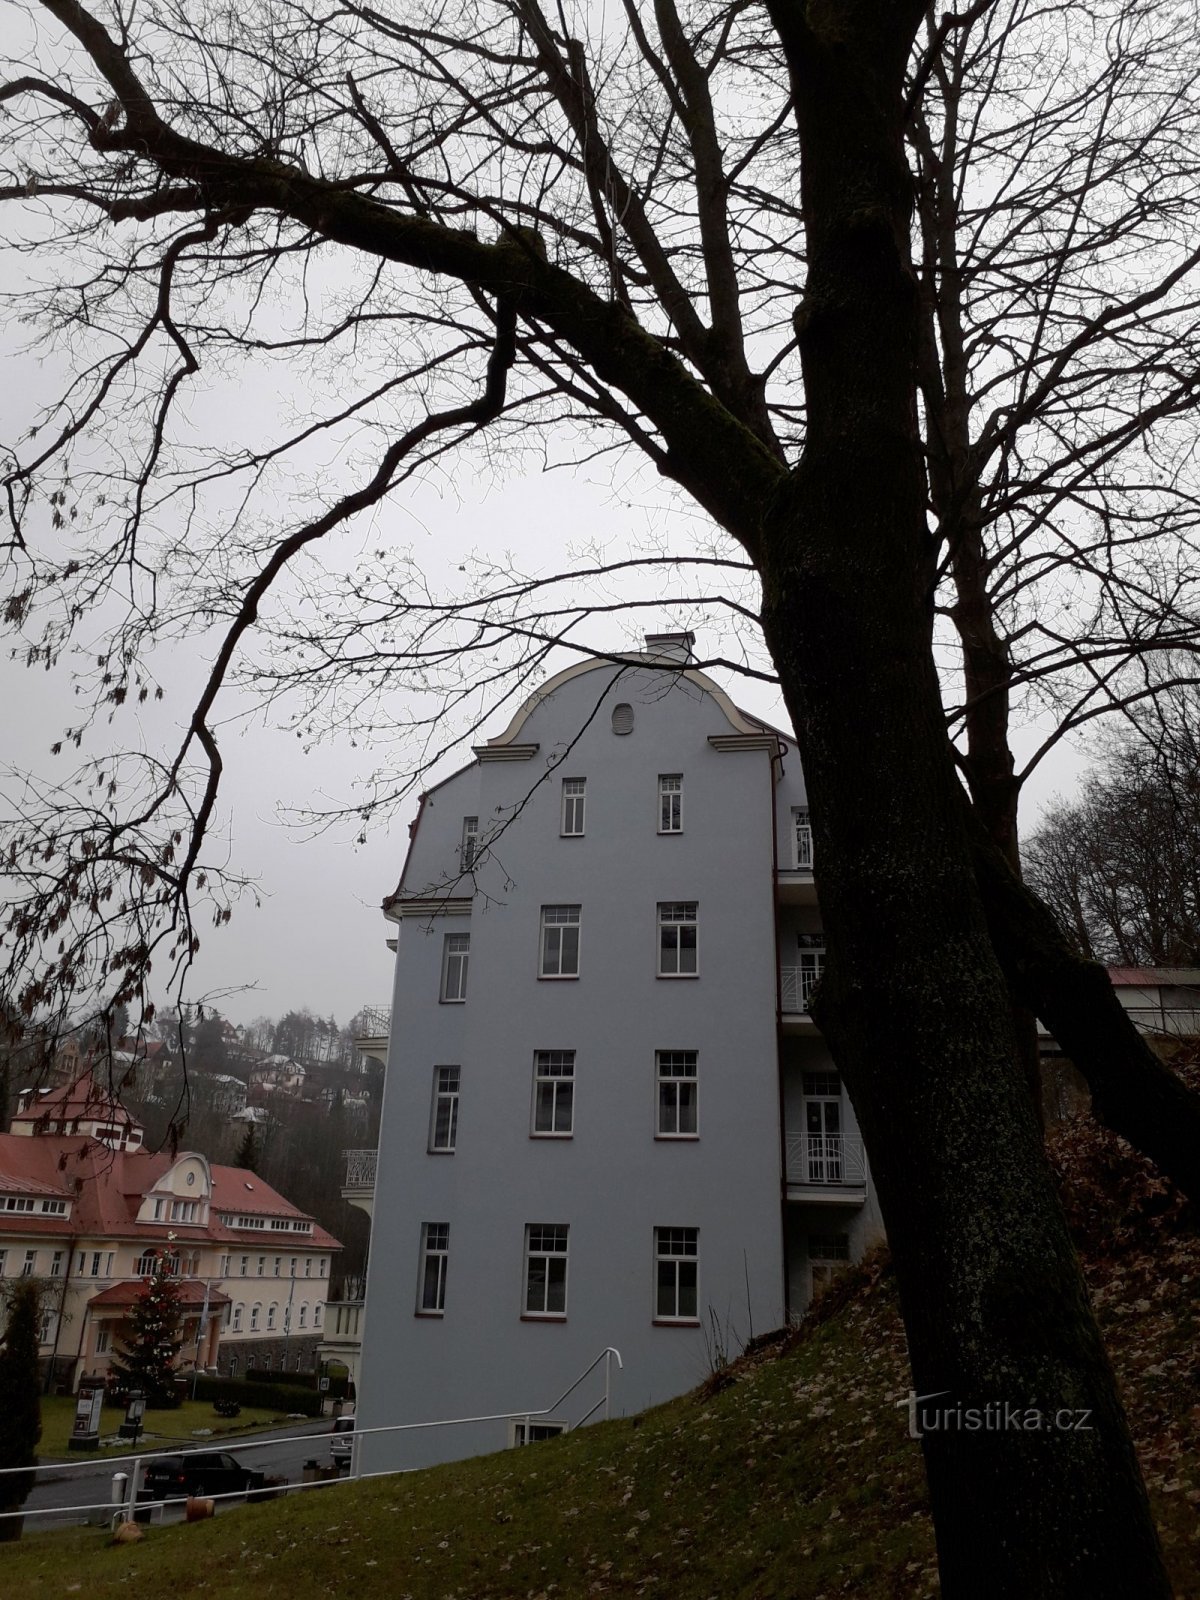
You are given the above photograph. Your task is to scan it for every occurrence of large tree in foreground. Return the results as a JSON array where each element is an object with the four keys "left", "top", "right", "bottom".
[
  {"left": 4, "top": 0, "right": 1200, "bottom": 1591},
  {"left": 0, "top": 1280, "right": 43, "bottom": 1542}
]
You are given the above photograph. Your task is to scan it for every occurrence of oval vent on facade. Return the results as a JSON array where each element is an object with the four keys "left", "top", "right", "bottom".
[{"left": 611, "top": 702, "right": 635, "bottom": 735}]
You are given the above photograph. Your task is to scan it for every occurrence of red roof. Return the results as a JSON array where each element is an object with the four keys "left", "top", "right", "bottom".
[
  {"left": 88, "top": 1279, "right": 231, "bottom": 1310},
  {"left": 11, "top": 1071, "right": 140, "bottom": 1132},
  {"left": 0, "top": 1134, "right": 340, "bottom": 1251}
]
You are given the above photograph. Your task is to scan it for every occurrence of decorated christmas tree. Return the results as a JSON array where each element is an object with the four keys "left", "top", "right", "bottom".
[{"left": 110, "top": 1253, "right": 184, "bottom": 1407}]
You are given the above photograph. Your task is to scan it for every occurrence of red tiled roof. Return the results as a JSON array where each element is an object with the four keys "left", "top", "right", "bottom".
[
  {"left": 0, "top": 1134, "right": 340, "bottom": 1251},
  {"left": 11, "top": 1071, "right": 140, "bottom": 1130},
  {"left": 1107, "top": 966, "right": 1200, "bottom": 986},
  {"left": 87, "top": 1279, "right": 231, "bottom": 1310}
]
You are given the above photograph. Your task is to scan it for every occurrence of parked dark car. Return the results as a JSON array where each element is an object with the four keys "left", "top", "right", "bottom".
[{"left": 141, "top": 1451, "right": 265, "bottom": 1500}]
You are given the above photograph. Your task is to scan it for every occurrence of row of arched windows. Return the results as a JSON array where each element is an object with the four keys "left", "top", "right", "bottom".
[{"left": 228, "top": 1300, "right": 323, "bottom": 1333}]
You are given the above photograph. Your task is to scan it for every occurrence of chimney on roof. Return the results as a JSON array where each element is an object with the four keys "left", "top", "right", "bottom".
[{"left": 644, "top": 630, "right": 696, "bottom": 664}]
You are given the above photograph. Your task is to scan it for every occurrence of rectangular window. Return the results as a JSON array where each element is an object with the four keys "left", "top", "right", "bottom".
[
  {"left": 793, "top": 807, "right": 814, "bottom": 869},
  {"left": 267, "top": 1304, "right": 277, "bottom": 1330},
  {"left": 461, "top": 815, "right": 479, "bottom": 871},
  {"left": 50, "top": 1250, "right": 64, "bottom": 1278},
  {"left": 305, "top": 1257, "right": 312, "bottom": 1278},
  {"left": 257, "top": 1256, "right": 266, "bottom": 1276},
  {"left": 250, "top": 1304, "right": 261, "bottom": 1331},
  {"left": 240, "top": 1255, "right": 249, "bottom": 1276},
  {"left": 656, "top": 1050, "right": 698, "bottom": 1137},
  {"left": 510, "top": 1420, "right": 568, "bottom": 1446},
  {"left": 658, "top": 774, "right": 683, "bottom": 834},
  {"left": 539, "top": 905, "right": 581, "bottom": 978},
  {"left": 0, "top": 1251, "right": 6, "bottom": 1277},
  {"left": 153, "top": 1198, "right": 164, "bottom": 1219},
  {"left": 94, "top": 1326, "right": 110, "bottom": 1355},
  {"left": 418, "top": 1223, "right": 449, "bottom": 1314},
  {"left": 219, "top": 1254, "right": 231, "bottom": 1276},
  {"left": 655, "top": 1227, "right": 699, "bottom": 1321},
  {"left": 560, "top": 777, "right": 586, "bottom": 836},
  {"left": 429, "top": 1066, "right": 461, "bottom": 1152},
  {"left": 657, "top": 902, "right": 698, "bottom": 976},
  {"left": 290, "top": 1258, "right": 297, "bottom": 1277},
  {"left": 21, "top": 1250, "right": 36, "bottom": 1277},
  {"left": 273, "top": 1258, "right": 281, "bottom": 1277},
  {"left": 524, "top": 1224, "right": 569, "bottom": 1317},
  {"left": 441, "top": 932, "right": 470, "bottom": 1002},
  {"left": 298, "top": 1303, "right": 308, "bottom": 1329},
  {"left": 90, "top": 1252, "right": 103, "bottom": 1277},
  {"left": 232, "top": 1304, "right": 243, "bottom": 1332},
  {"left": 532, "top": 1051, "right": 575, "bottom": 1137}
]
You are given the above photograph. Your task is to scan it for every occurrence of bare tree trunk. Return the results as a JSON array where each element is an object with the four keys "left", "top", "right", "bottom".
[
  {"left": 763, "top": 4, "right": 1170, "bottom": 1591},
  {"left": 973, "top": 818, "right": 1200, "bottom": 1202}
]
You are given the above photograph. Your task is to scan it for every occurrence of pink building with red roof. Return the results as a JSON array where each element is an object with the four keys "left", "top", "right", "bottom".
[{"left": 0, "top": 1074, "right": 341, "bottom": 1389}]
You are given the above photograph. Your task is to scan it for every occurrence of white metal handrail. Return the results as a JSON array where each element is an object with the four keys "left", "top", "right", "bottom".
[
  {"left": 785, "top": 1133, "right": 867, "bottom": 1188},
  {"left": 2, "top": 1347, "right": 625, "bottom": 1525}
]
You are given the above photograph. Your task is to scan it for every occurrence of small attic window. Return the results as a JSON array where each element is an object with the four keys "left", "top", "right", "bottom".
[{"left": 611, "top": 702, "right": 635, "bottom": 735}]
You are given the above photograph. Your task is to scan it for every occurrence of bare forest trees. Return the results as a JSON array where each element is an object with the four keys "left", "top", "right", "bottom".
[
  {"left": 1025, "top": 686, "right": 1200, "bottom": 965},
  {"left": 3, "top": 1, "right": 1200, "bottom": 1591}
]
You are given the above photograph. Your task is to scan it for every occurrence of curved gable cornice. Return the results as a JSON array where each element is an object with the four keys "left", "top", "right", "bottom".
[{"left": 485, "top": 653, "right": 763, "bottom": 747}]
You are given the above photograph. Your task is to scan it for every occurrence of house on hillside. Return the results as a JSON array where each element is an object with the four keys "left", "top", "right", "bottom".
[
  {"left": 0, "top": 1074, "right": 340, "bottom": 1387},
  {"left": 250, "top": 1056, "right": 307, "bottom": 1095},
  {"left": 354, "top": 632, "right": 885, "bottom": 1473}
]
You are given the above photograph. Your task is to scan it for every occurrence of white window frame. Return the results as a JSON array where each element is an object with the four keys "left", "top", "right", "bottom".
[
  {"left": 657, "top": 901, "right": 699, "bottom": 977},
  {"left": 441, "top": 932, "right": 470, "bottom": 1002},
  {"left": 523, "top": 1223, "right": 569, "bottom": 1318},
  {"left": 429, "top": 1065, "right": 461, "bottom": 1153},
  {"left": 654, "top": 1226, "right": 700, "bottom": 1323},
  {"left": 21, "top": 1250, "right": 36, "bottom": 1278},
  {"left": 539, "top": 905, "right": 581, "bottom": 979},
  {"left": 658, "top": 774, "right": 683, "bottom": 834},
  {"left": 298, "top": 1302, "right": 308, "bottom": 1329},
  {"left": 250, "top": 1303, "right": 261, "bottom": 1331},
  {"left": 656, "top": 1050, "right": 698, "bottom": 1138},
  {"left": 461, "top": 815, "right": 480, "bottom": 871},
  {"left": 417, "top": 1222, "right": 449, "bottom": 1315},
  {"left": 267, "top": 1303, "right": 277, "bottom": 1330},
  {"left": 50, "top": 1250, "right": 64, "bottom": 1278},
  {"left": 509, "top": 1419, "right": 569, "bottom": 1447},
  {"left": 531, "top": 1051, "right": 575, "bottom": 1137},
  {"left": 560, "top": 777, "right": 586, "bottom": 837},
  {"left": 232, "top": 1304, "right": 243, "bottom": 1332},
  {"left": 94, "top": 1325, "right": 110, "bottom": 1355},
  {"left": 793, "top": 806, "right": 814, "bottom": 870}
]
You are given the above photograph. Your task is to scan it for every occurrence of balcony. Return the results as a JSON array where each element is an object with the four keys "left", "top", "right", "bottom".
[
  {"left": 342, "top": 1148, "right": 377, "bottom": 1219},
  {"left": 352, "top": 1005, "right": 391, "bottom": 1066},
  {"left": 780, "top": 962, "right": 822, "bottom": 1026},
  {"left": 777, "top": 813, "right": 818, "bottom": 905},
  {"left": 785, "top": 1133, "right": 867, "bottom": 1201}
]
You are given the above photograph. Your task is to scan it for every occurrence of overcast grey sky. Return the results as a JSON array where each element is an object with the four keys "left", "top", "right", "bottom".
[{"left": 0, "top": 199, "right": 1092, "bottom": 1034}]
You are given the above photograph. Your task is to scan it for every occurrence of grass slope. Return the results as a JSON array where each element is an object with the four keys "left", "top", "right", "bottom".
[
  {"left": 5, "top": 1222, "right": 1198, "bottom": 1600},
  {"left": 37, "top": 1397, "right": 302, "bottom": 1458}
]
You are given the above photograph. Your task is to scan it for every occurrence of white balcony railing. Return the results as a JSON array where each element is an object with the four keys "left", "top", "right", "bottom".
[
  {"left": 352, "top": 1006, "right": 391, "bottom": 1041},
  {"left": 780, "top": 962, "right": 823, "bottom": 1013},
  {"left": 785, "top": 1133, "right": 867, "bottom": 1189},
  {"left": 343, "top": 1149, "right": 377, "bottom": 1191}
]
